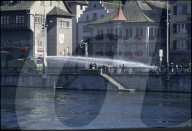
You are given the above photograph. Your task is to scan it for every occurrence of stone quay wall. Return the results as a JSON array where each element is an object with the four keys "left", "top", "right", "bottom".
[{"left": 1, "top": 72, "right": 191, "bottom": 93}]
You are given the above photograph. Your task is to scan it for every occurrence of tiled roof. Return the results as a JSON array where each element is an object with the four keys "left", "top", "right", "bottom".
[
  {"left": 101, "top": 2, "right": 119, "bottom": 13},
  {"left": 89, "top": 1, "right": 166, "bottom": 25},
  {"left": 0, "top": 1, "right": 34, "bottom": 11},
  {"left": 67, "top": 1, "right": 88, "bottom": 5},
  {"left": 47, "top": 6, "right": 74, "bottom": 17}
]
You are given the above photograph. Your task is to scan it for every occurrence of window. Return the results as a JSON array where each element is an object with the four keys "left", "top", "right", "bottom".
[
  {"left": 60, "top": 21, "right": 70, "bottom": 28},
  {"left": 149, "top": 28, "right": 153, "bottom": 36},
  {"left": 1, "top": 16, "right": 3, "bottom": 24},
  {"left": 93, "top": 13, "right": 97, "bottom": 20},
  {"left": 80, "top": 5, "right": 83, "bottom": 10},
  {"left": 35, "top": 14, "right": 44, "bottom": 24},
  {"left": 86, "top": 15, "right": 89, "bottom": 21},
  {"left": 155, "top": 29, "right": 158, "bottom": 37},
  {"left": 21, "top": 16, "right": 24, "bottom": 23},
  {"left": 177, "top": 5, "right": 183, "bottom": 15},
  {"left": 49, "top": 30, "right": 54, "bottom": 35},
  {"left": 83, "top": 25, "right": 90, "bottom": 32},
  {"left": 101, "top": 15, "right": 104, "bottom": 18},
  {"left": 4, "top": 16, "right": 6, "bottom": 24},
  {"left": 60, "top": 21, "right": 64, "bottom": 27},
  {"left": 16, "top": 16, "right": 18, "bottom": 24},
  {"left": 19, "top": 16, "right": 22, "bottom": 23},
  {"left": 176, "top": 23, "right": 187, "bottom": 33},
  {"left": 136, "top": 28, "right": 143, "bottom": 36},
  {"left": 38, "top": 40, "right": 43, "bottom": 48},
  {"left": 176, "top": 39, "right": 187, "bottom": 50},
  {"left": 94, "top": 4, "right": 96, "bottom": 8},
  {"left": 56, "top": 1, "right": 60, "bottom": 7},
  {"left": 67, "top": 46, "right": 69, "bottom": 53},
  {"left": 49, "top": 1, "right": 52, "bottom": 6},
  {"left": 7, "top": 16, "right": 9, "bottom": 24},
  {"left": 40, "top": 1, "right": 44, "bottom": 5},
  {"left": 126, "top": 28, "right": 132, "bottom": 37},
  {"left": 97, "top": 45, "right": 103, "bottom": 52},
  {"left": 97, "top": 29, "right": 103, "bottom": 36},
  {"left": 119, "top": 28, "right": 122, "bottom": 38},
  {"left": 174, "top": 5, "right": 187, "bottom": 15}
]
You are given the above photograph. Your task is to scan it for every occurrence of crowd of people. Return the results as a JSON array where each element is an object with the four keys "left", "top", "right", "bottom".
[{"left": 74, "top": 62, "right": 191, "bottom": 75}]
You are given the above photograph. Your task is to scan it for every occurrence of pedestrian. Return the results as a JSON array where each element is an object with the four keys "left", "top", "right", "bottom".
[
  {"left": 176, "top": 64, "right": 178, "bottom": 74},
  {"left": 94, "top": 63, "right": 97, "bottom": 69},
  {"left": 89, "top": 63, "right": 92, "bottom": 69},
  {"left": 75, "top": 63, "right": 78, "bottom": 73},
  {"left": 121, "top": 64, "right": 125, "bottom": 74}
]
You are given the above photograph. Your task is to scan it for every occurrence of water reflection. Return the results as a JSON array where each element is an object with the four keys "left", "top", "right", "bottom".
[
  {"left": 1, "top": 87, "right": 191, "bottom": 129},
  {"left": 141, "top": 92, "right": 191, "bottom": 127},
  {"left": 54, "top": 90, "right": 106, "bottom": 127}
]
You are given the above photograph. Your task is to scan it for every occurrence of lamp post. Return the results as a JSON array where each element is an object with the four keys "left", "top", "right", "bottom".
[
  {"left": 26, "top": 9, "right": 35, "bottom": 57},
  {"left": 43, "top": 9, "right": 47, "bottom": 69},
  {"left": 80, "top": 40, "right": 88, "bottom": 68},
  {"left": 166, "top": 1, "right": 169, "bottom": 74},
  {"left": 146, "top": 26, "right": 150, "bottom": 64},
  {"left": 80, "top": 40, "right": 88, "bottom": 57}
]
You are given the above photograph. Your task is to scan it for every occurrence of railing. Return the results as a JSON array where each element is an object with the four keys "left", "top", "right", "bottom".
[
  {"left": 1, "top": 67, "right": 191, "bottom": 75},
  {"left": 101, "top": 67, "right": 191, "bottom": 75}
]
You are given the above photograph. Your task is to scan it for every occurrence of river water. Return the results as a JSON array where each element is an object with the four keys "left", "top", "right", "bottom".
[{"left": 1, "top": 87, "right": 191, "bottom": 130}]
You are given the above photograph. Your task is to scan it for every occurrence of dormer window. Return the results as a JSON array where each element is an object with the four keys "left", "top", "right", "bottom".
[
  {"left": 49, "top": 1, "right": 52, "bottom": 6},
  {"left": 40, "top": 1, "right": 44, "bottom": 5},
  {"left": 56, "top": 1, "right": 60, "bottom": 7}
]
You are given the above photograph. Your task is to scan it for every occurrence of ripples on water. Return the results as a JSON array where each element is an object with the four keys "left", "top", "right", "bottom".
[{"left": 1, "top": 87, "right": 191, "bottom": 130}]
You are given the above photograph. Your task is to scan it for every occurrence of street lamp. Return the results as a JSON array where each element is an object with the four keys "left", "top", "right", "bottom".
[
  {"left": 80, "top": 40, "right": 88, "bottom": 68},
  {"left": 26, "top": 9, "right": 35, "bottom": 57},
  {"left": 166, "top": 1, "right": 169, "bottom": 74},
  {"left": 146, "top": 26, "right": 150, "bottom": 64},
  {"left": 80, "top": 40, "right": 88, "bottom": 57}
]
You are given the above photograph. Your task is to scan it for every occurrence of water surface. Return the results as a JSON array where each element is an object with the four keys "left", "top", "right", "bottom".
[{"left": 1, "top": 87, "right": 191, "bottom": 130}]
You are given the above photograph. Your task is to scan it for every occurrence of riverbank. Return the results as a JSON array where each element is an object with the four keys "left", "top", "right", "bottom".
[{"left": 1, "top": 70, "right": 191, "bottom": 93}]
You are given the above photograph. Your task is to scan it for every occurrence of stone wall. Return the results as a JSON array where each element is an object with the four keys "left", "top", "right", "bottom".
[{"left": 1, "top": 73, "right": 191, "bottom": 93}]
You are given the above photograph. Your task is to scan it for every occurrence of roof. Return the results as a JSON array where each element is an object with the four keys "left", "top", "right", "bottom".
[
  {"left": 47, "top": 6, "right": 74, "bottom": 17},
  {"left": 0, "top": 1, "right": 34, "bottom": 11},
  {"left": 89, "top": 0, "right": 166, "bottom": 25},
  {"left": 101, "top": 2, "right": 119, "bottom": 13},
  {"left": 67, "top": 1, "right": 89, "bottom": 5},
  {"left": 112, "top": 1, "right": 127, "bottom": 21}
]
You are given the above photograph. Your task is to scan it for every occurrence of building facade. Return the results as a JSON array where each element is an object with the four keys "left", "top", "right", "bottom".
[
  {"left": 88, "top": 0, "right": 167, "bottom": 65},
  {"left": 78, "top": 1, "right": 118, "bottom": 56},
  {"left": 1, "top": 1, "right": 73, "bottom": 67},
  {"left": 169, "top": 1, "right": 191, "bottom": 65},
  {"left": 67, "top": 1, "right": 88, "bottom": 55}
]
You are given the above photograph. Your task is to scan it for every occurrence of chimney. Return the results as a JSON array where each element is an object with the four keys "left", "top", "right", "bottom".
[{"left": 113, "top": 0, "right": 127, "bottom": 21}]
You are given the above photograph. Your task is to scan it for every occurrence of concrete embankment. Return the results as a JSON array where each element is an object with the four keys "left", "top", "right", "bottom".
[{"left": 1, "top": 70, "right": 191, "bottom": 93}]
